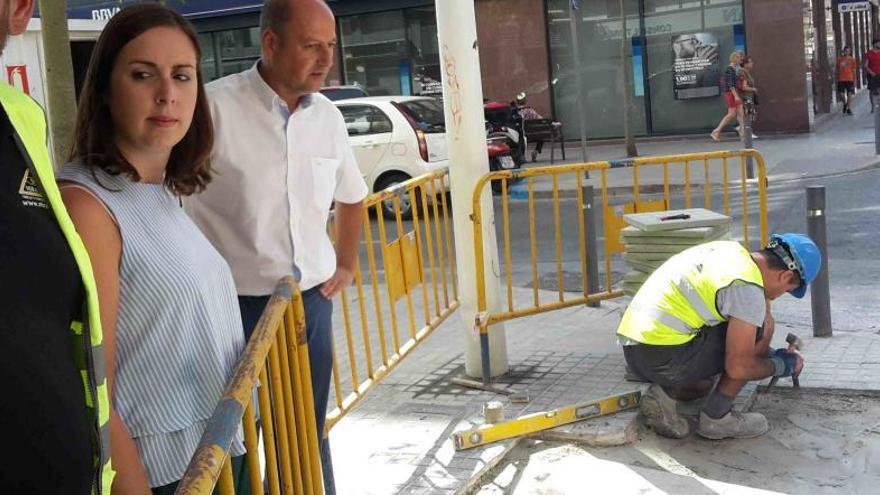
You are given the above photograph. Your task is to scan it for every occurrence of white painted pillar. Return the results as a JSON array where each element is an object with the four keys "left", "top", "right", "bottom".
[{"left": 435, "top": 0, "right": 508, "bottom": 378}]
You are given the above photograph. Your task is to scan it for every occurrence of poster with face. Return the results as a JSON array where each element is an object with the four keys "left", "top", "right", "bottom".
[{"left": 673, "top": 32, "right": 721, "bottom": 99}]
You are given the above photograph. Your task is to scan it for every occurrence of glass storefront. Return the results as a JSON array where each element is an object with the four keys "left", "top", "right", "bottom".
[
  {"left": 547, "top": 0, "right": 744, "bottom": 138},
  {"left": 339, "top": 6, "right": 441, "bottom": 97},
  {"left": 644, "top": 0, "right": 744, "bottom": 134},
  {"left": 198, "top": 26, "right": 261, "bottom": 82}
]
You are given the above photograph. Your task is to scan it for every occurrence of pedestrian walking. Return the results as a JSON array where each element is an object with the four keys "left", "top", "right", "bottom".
[
  {"left": 184, "top": 1, "right": 369, "bottom": 493},
  {"left": 0, "top": 1, "right": 114, "bottom": 493},
  {"left": 864, "top": 39, "right": 880, "bottom": 112},
  {"left": 57, "top": 5, "right": 248, "bottom": 493},
  {"left": 837, "top": 46, "right": 857, "bottom": 115},
  {"left": 618, "top": 234, "right": 821, "bottom": 440},
  {"left": 738, "top": 55, "right": 758, "bottom": 139},
  {"left": 711, "top": 51, "right": 745, "bottom": 142}
]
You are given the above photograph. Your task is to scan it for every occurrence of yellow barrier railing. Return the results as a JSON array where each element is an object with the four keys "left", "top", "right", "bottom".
[
  {"left": 325, "top": 168, "right": 459, "bottom": 431},
  {"left": 471, "top": 149, "right": 769, "bottom": 383},
  {"left": 176, "top": 277, "right": 323, "bottom": 495}
]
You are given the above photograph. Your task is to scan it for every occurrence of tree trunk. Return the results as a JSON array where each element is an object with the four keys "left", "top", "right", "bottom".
[
  {"left": 39, "top": 0, "right": 77, "bottom": 166},
  {"left": 620, "top": 0, "right": 638, "bottom": 157}
]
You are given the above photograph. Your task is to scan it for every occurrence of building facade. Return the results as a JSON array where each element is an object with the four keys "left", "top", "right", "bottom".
[{"left": 59, "top": 0, "right": 866, "bottom": 137}]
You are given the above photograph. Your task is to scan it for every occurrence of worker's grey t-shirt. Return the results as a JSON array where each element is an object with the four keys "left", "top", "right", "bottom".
[{"left": 715, "top": 281, "right": 766, "bottom": 327}]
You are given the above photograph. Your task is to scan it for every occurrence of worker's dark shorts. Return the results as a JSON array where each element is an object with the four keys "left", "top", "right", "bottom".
[
  {"left": 623, "top": 323, "right": 730, "bottom": 389},
  {"left": 868, "top": 75, "right": 880, "bottom": 93},
  {"left": 837, "top": 81, "right": 855, "bottom": 94}
]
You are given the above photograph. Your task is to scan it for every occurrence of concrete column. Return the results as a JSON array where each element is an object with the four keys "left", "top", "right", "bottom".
[
  {"left": 435, "top": 0, "right": 508, "bottom": 379},
  {"left": 812, "top": 0, "right": 832, "bottom": 113}
]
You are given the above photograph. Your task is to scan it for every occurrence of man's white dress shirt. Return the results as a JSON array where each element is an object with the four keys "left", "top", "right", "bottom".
[{"left": 186, "top": 63, "right": 368, "bottom": 295}]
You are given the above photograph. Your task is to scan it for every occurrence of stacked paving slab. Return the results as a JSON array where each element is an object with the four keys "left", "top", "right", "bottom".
[{"left": 621, "top": 208, "right": 732, "bottom": 296}]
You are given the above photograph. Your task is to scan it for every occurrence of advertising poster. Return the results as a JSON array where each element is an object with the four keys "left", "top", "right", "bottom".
[{"left": 672, "top": 32, "right": 721, "bottom": 99}]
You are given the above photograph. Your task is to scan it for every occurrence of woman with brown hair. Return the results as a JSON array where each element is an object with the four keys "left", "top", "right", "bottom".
[{"left": 57, "top": 4, "right": 246, "bottom": 493}]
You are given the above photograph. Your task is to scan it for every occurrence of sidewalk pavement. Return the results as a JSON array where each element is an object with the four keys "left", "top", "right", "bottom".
[
  {"left": 330, "top": 283, "right": 876, "bottom": 495},
  {"left": 329, "top": 93, "right": 880, "bottom": 494},
  {"left": 512, "top": 89, "right": 880, "bottom": 198}
]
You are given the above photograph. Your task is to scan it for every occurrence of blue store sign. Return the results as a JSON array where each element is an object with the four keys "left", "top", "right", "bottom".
[{"left": 41, "top": 1, "right": 262, "bottom": 20}]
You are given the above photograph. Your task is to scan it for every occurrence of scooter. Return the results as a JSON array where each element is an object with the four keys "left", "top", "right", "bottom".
[
  {"left": 487, "top": 136, "right": 520, "bottom": 192},
  {"left": 484, "top": 101, "right": 525, "bottom": 167}
]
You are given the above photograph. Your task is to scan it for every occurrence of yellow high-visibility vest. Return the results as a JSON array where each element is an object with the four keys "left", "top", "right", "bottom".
[
  {"left": 617, "top": 241, "right": 764, "bottom": 346},
  {"left": 0, "top": 83, "right": 114, "bottom": 494}
]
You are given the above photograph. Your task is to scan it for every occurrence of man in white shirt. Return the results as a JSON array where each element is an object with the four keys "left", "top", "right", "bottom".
[{"left": 185, "top": 0, "right": 367, "bottom": 491}]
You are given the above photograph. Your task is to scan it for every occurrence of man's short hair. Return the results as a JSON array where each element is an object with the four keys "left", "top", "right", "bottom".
[
  {"left": 260, "top": 0, "right": 291, "bottom": 39},
  {"left": 759, "top": 248, "right": 791, "bottom": 272}
]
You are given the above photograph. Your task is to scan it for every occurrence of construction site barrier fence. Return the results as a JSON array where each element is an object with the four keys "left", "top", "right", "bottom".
[
  {"left": 471, "top": 149, "right": 769, "bottom": 383},
  {"left": 176, "top": 277, "right": 323, "bottom": 495},
  {"left": 177, "top": 168, "right": 459, "bottom": 494},
  {"left": 324, "top": 168, "right": 459, "bottom": 431}
]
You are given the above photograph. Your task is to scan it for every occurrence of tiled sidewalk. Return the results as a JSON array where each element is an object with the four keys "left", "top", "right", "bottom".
[{"left": 329, "top": 284, "right": 878, "bottom": 495}]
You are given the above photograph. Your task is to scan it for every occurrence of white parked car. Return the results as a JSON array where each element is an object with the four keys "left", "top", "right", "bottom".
[{"left": 333, "top": 96, "right": 449, "bottom": 218}]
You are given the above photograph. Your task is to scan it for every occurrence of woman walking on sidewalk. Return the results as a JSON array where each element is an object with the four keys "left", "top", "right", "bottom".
[
  {"left": 711, "top": 51, "right": 744, "bottom": 142},
  {"left": 738, "top": 55, "right": 758, "bottom": 139}
]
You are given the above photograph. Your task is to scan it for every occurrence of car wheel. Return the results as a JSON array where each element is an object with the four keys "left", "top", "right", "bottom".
[{"left": 375, "top": 173, "right": 413, "bottom": 220}]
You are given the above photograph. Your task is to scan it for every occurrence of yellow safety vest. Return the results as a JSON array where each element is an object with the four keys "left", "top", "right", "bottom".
[
  {"left": 617, "top": 241, "right": 764, "bottom": 346},
  {"left": 0, "top": 83, "right": 114, "bottom": 494}
]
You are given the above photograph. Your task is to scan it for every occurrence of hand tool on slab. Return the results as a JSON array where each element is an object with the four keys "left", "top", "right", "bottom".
[{"left": 450, "top": 376, "right": 530, "bottom": 403}]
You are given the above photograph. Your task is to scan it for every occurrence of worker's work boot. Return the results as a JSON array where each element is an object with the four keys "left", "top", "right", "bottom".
[
  {"left": 640, "top": 384, "right": 690, "bottom": 438},
  {"left": 696, "top": 410, "right": 769, "bottom": 440}
]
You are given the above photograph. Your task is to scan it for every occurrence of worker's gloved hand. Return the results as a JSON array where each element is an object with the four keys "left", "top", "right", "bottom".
[{"left": 770, "top": 348, "right": 799, "bottom": 377}]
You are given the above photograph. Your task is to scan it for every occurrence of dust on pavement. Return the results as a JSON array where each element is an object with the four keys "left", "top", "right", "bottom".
[{"left": 475, "top": 390, "right": 880, "bottom": 494}]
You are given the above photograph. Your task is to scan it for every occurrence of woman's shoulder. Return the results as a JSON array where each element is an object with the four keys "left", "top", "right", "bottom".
[{"left": 57, "top": 160, "right": 124, "bottom": 188}]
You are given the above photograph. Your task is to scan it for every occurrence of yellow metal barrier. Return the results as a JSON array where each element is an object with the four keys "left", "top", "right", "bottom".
[
  {"left": 471, "top": 149, "right": 769, "bottom": 383},
  {"left": 176, "top": 277, "right": 323, "bottom": 495},
  {"left": 325, "top": 168, "right": 459, "bottom": 431}
]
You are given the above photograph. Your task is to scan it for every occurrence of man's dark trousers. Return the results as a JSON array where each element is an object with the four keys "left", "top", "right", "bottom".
[{"left": 239, "top": 288, "right": 335, "bottom": 495}]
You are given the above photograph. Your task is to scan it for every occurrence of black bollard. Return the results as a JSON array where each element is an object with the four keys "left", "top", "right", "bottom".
[
  {"left": 807, "top": 186, "right": 832, "bottom": 337},
  {"left": 744, "top": 113, "right": 755, "bottom": 179},
  {"left": 582, "top": 185, "right": 600, "bottom": 307}
]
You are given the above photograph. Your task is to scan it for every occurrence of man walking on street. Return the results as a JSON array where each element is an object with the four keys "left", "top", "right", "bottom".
[
  {"left": 617, "top": 234, "right": 821, "bottom": 440},
  {"left": 864, "top": 39, "right": 880, "bottom": 112},
  {"left": 837, "top": 46, "right": 857, "bottom": 115},
  {"left": 185, "top": 0, "right": 368, "bottom": 492}
]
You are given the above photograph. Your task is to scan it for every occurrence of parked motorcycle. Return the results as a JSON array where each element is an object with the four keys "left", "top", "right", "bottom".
[
  {"left": 484, "top": 100, "right": 526, "bottom": 167},
  {"left": 487, "top": 136, "right": 520, "bottom": 192}
]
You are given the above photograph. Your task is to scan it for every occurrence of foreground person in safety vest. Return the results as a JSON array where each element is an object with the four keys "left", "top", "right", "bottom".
[
  {"left": 0, "top": 0, "right": 113, "bottom": 492},
  {"left": 617, "top": 234, "right": 821, "bottom": 440}
]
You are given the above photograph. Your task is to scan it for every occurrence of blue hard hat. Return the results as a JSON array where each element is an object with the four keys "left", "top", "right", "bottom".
[{"left": 767, "top": 233, "right": 822, "bottom": 298}]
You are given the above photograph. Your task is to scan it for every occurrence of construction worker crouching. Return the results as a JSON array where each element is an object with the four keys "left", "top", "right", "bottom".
[{"left": 617, "top": 233, "right": 821, "bottom": 440}]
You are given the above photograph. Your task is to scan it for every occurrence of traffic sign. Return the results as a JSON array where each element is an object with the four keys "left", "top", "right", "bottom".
[{"left": 839, "top": 1, "right": 871, "bottom": 13}]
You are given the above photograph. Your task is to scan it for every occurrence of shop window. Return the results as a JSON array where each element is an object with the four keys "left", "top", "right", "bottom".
[
  {"left": 546, "top": 0, "right": 647, "bottom": 139},
  {"left": 643, "top": 0, "right": 744, "bottom": 134},
  {"left": 339, "top": 7, "right": 441, "bottom": 97},
  {"left": 199, "top": 27, "right": 261, "bottom": 81}
]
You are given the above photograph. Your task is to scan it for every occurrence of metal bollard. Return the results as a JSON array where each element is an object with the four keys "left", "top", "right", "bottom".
[
  {"left": 744, "top": 113, "right": 755, "bottom": 179},
  {"left": 807, "top": 186, "right": 832, "bottom": 337},
  {"left": 875, "top": 95, "right": 880, "bottom": 156},
  {"left": 583, "top": 185, "right": 600, "bottom": 307}
]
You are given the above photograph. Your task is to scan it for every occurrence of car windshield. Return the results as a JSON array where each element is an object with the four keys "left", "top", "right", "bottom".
[
  {"left": 321, "top": 87, "right": 368, "bottom": 101},
  {"left": 398, "top": 99, "right": 446, "bottom": 133}
]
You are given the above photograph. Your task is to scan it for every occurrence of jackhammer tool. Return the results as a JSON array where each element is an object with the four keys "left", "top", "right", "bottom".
[{"left": 763, "top": 332, "right": 803, "bottom": 393}]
